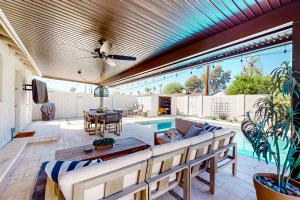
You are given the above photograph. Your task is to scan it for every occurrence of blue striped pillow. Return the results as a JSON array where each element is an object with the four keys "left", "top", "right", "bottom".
[
  {"left": 43, "top": 159, "right": 102, "bottom": 183},
  {"left": 203, "top": 122, "right": 222, "bottom": 132}
]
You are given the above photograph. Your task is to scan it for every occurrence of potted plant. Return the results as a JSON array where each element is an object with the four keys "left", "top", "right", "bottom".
[
  {"left": 241, "top": 61, "right": 300, "bottom": 199},
  {"left": 93, "top": 138, "right": 115, "bottom": 150}
]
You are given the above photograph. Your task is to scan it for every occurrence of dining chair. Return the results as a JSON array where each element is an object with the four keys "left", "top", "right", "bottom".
[
  {"left": 113, "top": 110, "right": 123, "bottom": 131},
  {"left": 104, "top": 112, "right": 121, "bottom": 136},
  {"left": 83, "top": 111, "right": 96, "bottom": 135}
]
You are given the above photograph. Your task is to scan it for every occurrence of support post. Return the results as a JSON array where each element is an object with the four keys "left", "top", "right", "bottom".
[
  {"left": 204, "top": 64, "right": 209, "bottom": 96},
  {"left": 291, "top": 20, "right": 300, "bottom": 179}
]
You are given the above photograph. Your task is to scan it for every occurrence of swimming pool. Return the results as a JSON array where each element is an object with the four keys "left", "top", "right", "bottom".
[{"left": 139, "top": 119, "right": 288, "bottom": 164}]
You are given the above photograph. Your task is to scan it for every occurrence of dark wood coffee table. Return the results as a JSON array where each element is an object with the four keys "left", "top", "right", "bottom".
[{"left": 55, "top": 137, "right": 150, "bottom": 161}]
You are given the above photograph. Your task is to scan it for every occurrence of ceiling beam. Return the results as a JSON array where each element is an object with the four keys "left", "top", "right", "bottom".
[
  {"left": 0, "top": 26, "right": 9, "bottom": 37},
  {"left": 0, "top": 34, "right": 17, "bottom": 47},
  {"left": 20, "top": 58, "right": 31, "bottom": 65},
  {"left": 103, "top": 1, "right": 300, "bottom": 85},
  {"left": 16, "top": 53, "right": 27, "bottom": 60},
  {"left": 9, "top": 44, "right": 23, "bottom": 54}
]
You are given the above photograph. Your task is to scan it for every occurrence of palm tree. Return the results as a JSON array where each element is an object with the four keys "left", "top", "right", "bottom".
[
  {"left": 70, "top": 87, "right": 76, "bottom": 93},
  {"left": 159, "top": 84, "right": 163, "bottom": 93},
  {"left": 145, "top": 87, "right": 150, "bottom": 94},
  {"left": 244, "top": 56, "right": 261, "bottom": 76},
  {"left": 137, "top": 90, "right": 141, "bottom": 96},
  {"left": 153, "top": 86, "right": 156, "bottom": 94}
]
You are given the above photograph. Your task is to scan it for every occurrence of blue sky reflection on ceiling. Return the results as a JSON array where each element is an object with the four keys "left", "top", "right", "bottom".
[{"left": 156, "top": 0, "right": 258, "bottom": 52}]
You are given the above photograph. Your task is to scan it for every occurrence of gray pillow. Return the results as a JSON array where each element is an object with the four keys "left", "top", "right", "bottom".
[{"left": 184, "top": 125, "right": 203, "bottom": 139}]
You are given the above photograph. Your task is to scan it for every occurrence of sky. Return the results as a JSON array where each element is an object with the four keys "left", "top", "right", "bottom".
[{"left": 35, "top": 44, "right": 292, "bottom": 95}]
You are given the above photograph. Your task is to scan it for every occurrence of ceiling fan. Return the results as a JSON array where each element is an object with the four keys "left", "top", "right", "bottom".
[{"left": 76, "top": 39, "right": 136, "bottom": 67}]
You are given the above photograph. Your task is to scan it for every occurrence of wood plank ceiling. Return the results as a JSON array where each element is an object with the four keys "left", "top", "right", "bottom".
[{"left": 0, "top": 0, "right": 295, "bottom": 85}]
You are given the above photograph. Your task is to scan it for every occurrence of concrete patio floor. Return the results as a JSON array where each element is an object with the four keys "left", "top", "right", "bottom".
[{"left": 0, "top": 117, "right": 276, "bottom": 200}]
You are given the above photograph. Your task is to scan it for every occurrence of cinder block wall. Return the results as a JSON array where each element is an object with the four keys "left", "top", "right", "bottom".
[{"left": 187, "top": 94, "right": 262, "bottom": 121}]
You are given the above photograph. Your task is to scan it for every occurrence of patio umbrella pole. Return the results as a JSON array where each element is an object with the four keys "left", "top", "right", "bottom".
[{"left": 99, "top": 96, "right": 104, "bottom": 109}]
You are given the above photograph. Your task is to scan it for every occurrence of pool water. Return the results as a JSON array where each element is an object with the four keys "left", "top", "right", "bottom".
[{"left": 139, "top": 120, "right": 288, "bottom": 164}]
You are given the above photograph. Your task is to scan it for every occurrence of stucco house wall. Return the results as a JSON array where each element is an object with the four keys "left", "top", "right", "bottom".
[{"left": 0, "top": 40, "right": 33, "bottom": 149}]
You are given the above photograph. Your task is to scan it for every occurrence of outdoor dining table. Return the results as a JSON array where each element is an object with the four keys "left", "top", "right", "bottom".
[{"left": 87, "top": 110, "right": 120, "bottom": 135}]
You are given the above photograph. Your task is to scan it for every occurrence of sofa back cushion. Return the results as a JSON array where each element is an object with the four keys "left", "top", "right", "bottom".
[
  {"left": 59, "top": 149, "right": 152, "bottom": 200},
  {"left": 44, "top": 159, "right": 102, "bottom": 183},
  {"left": 203, "top": 122, "right": 222, "bottom": 132},
  {"left": 150, "top": 137, "right": 191, "bottom": 157},
  {"left": 183, "top": 125, "right": 203, "bottom": 139},
  {"left": 175, "top": 118, "right": 202, "bottom": 135}
]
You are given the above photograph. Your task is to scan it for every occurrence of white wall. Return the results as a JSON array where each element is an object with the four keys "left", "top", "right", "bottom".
[
  {"left": 137, "top": 95, "right": 153, "bottom": 116},
  {"left": 138, "top": 94, "right": 263, "bottom": 121},
  {"left": 0, "top": 40, "right": 33, "bottom": 149},
  {"left": 188, "top": 95, "right": 203, "bottom": 116},
  {"left": 175, "top": 96, "right": 189, "bottom": 115},
  {"left": 32, "top": 92, "right": 138, "bottom": 120}
]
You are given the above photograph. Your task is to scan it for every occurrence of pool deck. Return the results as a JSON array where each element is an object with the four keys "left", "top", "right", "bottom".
[{"left": 0, "top": 116, "right": 276, "bottom": 200}]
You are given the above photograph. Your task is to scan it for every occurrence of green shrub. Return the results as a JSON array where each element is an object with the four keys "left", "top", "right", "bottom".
[
  {"left": 219, "top": 113, "right": 227, "bottom": 120},
  {"left": 93, "top": 138, "right": 115, "bottom": 146}
]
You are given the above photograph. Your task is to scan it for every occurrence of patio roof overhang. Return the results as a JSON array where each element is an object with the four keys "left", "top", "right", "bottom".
[
  {"left": 0, "top": 10, "right": 41, "bottom": 76},
  {"left": 0, "top": 1, "right": 299, "bottom": 86}
]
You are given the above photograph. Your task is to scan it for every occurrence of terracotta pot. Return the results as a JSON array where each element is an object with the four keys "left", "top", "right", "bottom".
[
  {"left": 94, "top": 144, "right": 113, "bottom": 150},
  {"left": 253, "top": 173, "right": 300, "bottom": 200}
]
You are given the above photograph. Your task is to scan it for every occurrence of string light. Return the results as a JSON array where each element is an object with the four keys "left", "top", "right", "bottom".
[{"left": 117, "top": 47, "right": 291, "bottom": 92}]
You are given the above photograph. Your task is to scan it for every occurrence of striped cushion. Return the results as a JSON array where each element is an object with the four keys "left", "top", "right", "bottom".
[
  {"left": 43, "top": 159, "right": 102, "bottom": 183},
  {"left": 203, "top": 122, "right": 222, "bottom": 132}
]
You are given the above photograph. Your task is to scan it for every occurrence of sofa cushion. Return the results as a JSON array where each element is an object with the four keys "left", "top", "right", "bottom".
[
  {"left": 184, "top": 125, "right": 203, "bottom": 139},
  {"left": 156, "top": 133, "right": 183, "bottom": 144},
  {"left": 44, "top": 159, "right": 102, "bottom": 183},
  {"left": 150, "top": 138, "right": 191, "bottom": 157},
  {"left": 212, "top": 128, "right": 234, "bottom": 138},
  {"left": 185, "top": 131, "right": 213, "bottom": 145},
  {"left": 59, "top": 149, "right": 152, "bottom": 200},
  {"left": 175, "top": 118, "right": 203, "bottom": 135},
  {"left": 203, "top": 122, "right": 222, "bottom": 132}
]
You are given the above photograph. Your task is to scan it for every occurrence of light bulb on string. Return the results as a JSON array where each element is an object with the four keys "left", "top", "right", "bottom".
[
  {"left": 284, "top": 47, "right": 287, "bottom": 54},
  {"left": 241, "top": 55, "right": 245, "bottom": 74}
]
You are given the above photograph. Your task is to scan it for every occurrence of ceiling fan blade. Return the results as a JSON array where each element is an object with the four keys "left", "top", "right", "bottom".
[
  {"left": 100, "top": 41, "right": 112, "bottom": 54},
  {"left": 107, "top": 55, "right": 136, "bottom": 61},
  {"left": 104, "top": 58, "right": 117, "bottom": 67}
]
